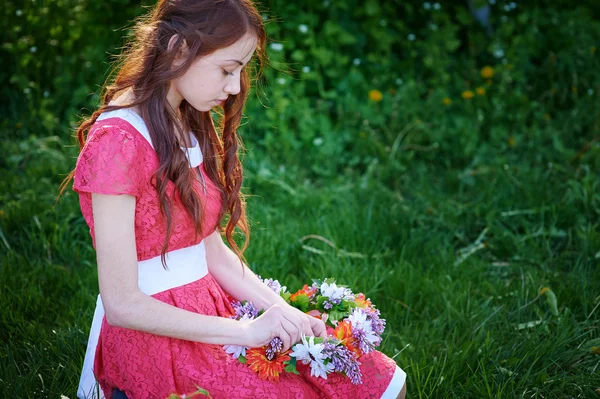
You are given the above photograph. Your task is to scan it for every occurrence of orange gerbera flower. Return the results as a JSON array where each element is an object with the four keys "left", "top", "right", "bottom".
[
  {"left": 354, "top": 293, "right": 372, "bottom": 308},
  {"left": 334, "top": 320, "right": 361, "bottom": 356},
  {"left": 290, "top": 284, "right": 317, "bottom": 302},
  {"left": 245, "top": 347, "right": 290, "bottom": 382}
]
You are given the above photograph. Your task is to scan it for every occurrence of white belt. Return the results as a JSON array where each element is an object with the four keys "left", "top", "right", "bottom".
[{"left": 77, "top": 241, "right": 209, "bottom": 399}]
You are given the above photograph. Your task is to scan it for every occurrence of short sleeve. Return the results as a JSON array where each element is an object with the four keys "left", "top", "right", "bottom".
[{"left": 73, "top": 124, "right": 145, "bottom": 197}]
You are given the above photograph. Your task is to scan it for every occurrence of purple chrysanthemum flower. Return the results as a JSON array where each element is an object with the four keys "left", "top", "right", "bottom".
[
  {"left": 323, "top": 301, "right": 333, "bottom": 310},
  {"left": 322, "top": 341, "right": 362, "bottom": 384},
  {"left": 231, "top": 300, "right": 260, "bottom": 320},
  {"left": 266, "top": 337, "right": 284, "bottom": 361}
]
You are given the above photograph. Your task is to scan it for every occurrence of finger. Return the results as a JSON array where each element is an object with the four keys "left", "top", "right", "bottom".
[
  {"left": 310, "top": 317, "right": 328, "bottom": 338},
  {"left": 280, "top": 314, "right": 303, "bottom": 345},
  {"left": 279, "top": 318, "right": 297, "bottom": 351},
  {"left": 277, "top": 323, "right": 292, "bottom": 352}
]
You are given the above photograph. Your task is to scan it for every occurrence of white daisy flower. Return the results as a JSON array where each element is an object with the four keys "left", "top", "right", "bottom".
[
  {"left": 291, "top": 335, "right": 334, "bottom": 378},
  {"left": 223, "top": 344, "right": 248, "bottom": 359},
  {"left": 348, "top": 309, "right": 380, "bottom": 347},
  {"left": 309, "top": 357, "right": 335, "bottom": 379},
  {"left": 320, "top": 282, "right": 354, "bottom": 301}
]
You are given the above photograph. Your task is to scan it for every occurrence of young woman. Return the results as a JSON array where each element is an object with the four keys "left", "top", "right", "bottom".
[{"left": 64, "top": 0, "right": 407, "bottom": 397}]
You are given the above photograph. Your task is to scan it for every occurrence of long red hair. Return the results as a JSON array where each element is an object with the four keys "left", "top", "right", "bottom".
[{"left": 59, "top": 0, "right": 267, "bottom": 268}]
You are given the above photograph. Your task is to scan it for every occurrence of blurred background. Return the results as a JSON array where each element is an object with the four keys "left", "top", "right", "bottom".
[{"left": 1, "top": 0, "right": 599, "bottom": 397}]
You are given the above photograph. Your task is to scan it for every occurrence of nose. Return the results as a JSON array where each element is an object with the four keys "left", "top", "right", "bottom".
[{"left": 224, "top": 74, "right": 241, "bottom": 96}]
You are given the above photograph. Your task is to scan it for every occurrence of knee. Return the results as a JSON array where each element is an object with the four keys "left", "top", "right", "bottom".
[{"left": 396, "top": 382, "right": 407, "bottom": 399}]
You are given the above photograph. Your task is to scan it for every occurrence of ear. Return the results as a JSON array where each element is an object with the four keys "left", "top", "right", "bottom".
[{"left": 168, "top": 34, "right": 188, "bottom": 60}]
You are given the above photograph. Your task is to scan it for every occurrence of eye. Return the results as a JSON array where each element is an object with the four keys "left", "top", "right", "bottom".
[{"left": 222, "top": 69, "right": 235, "bottom": 77}]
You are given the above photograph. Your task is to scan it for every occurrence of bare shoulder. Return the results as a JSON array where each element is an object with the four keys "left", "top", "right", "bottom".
[{"left": 108, "top": 88, "right": 141, "bottom": 114}]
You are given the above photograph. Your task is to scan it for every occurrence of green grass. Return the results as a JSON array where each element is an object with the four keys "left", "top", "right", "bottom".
[{"left": 1, "top": 134, "right": 599, "bottom": 398}]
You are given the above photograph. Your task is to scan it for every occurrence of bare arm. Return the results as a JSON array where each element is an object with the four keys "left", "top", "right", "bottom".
[
  {"left": 204, "top": 229, "right": 328, "bottom": 349},
  {"left": 204, "top": 230, "right": 287, "bottom": 310},
  {"left": 92, "top": 193, "right": 249, "bottom": 346}
]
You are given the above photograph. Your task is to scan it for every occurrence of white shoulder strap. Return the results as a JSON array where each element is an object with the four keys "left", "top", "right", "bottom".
[
  {"left": 97, "top": 108, "right": 155, "bottom": 149},
  {"left": 96, "top": 108, "right": 203, "bottom": 168}
]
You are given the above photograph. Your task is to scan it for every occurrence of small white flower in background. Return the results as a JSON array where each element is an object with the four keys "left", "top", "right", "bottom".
[
  {"left": 43, "top": 91, "right": 49, "bottom": 98},
  {"left": 423, "top": 2, "right": 431, "bottom": 10},
  {"left": 323, "top": 0, "right": 330, "bottom": 7},
  {"left": 379, "top": 19, "right": 387, "bottom": 27},
  {"left": 298, "top": 24, "right": 308, "bottom": 34},
  {"left": 407, "top": 33, "right": 416, "bottom": 41},
  {"left": 262, "top": 13, "right": 268, "bottom": 21},
  {"left": 396, "top": 78, "right": 404, "bottom": 85},
  {"left": 353, "top": 58, "right": 361, "bottom": 66},
  {"left": 588, "top": 89, "right": 594, "bottom": 96},
  {"left": 489, "top": 0, "right": 496, "bottom": 4},
  {"left": 302, "top": 66, "right": 311, "bottom": 73},
  {"left": 30, "top": 46, "right": 37, "bottom": 53},
  {"left": 493, "top": 48, "right": 505, "bottom": 59},
  {"left": 16, "top": 9, "right": 23, "bottom": 16},
  {"left": 23, "top": 88, "right": 31, "bottom": 94},
  {"left": 320, "top": 282, "right": 354, "bottom": 301},
  {"left": 276, "top": 77, "right": 286, "bottom": 85},
  {"left": 313, "top": 137, "right": 324, "bottom": 146},
  {"left": 270, "top": 42, "right": 284, "bottom": 52},
  {"left": 433, "top": 2, "right": 441, "bottom": 10},
  {"left": 290, "top": 335, "right": 334, "bottom": 379},
  {"left": 429, "top": 23, "right": 438, "bottom": 31}
]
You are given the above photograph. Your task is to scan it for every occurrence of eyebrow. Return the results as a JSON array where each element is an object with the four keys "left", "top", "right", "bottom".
[{"left": 224, "top": 59, "right": 244, "bottom": 65}]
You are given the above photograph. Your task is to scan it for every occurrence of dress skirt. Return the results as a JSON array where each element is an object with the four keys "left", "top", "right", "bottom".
[{"left": 78, "top": 243, "right": 405, "bottom": 399}]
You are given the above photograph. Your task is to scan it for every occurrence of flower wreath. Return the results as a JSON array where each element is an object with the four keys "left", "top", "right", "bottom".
[{"left": 223, "top": 278, "right": 386, "bottom": 384}]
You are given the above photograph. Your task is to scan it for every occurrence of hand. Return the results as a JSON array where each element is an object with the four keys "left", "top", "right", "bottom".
[
  {"left": 244, "top": 303, "right": 322, "bottom": 352},
  {"left": 285, "top": 303, "right": 328, "bottom": 341}
]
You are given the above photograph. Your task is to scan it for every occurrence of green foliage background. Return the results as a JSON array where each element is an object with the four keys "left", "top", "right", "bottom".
[{"left": 1, "top": 0, "right": 599, "bottom": 397}]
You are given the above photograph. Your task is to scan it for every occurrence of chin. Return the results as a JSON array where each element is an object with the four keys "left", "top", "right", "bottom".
[{"left": 187, "top": 102, "right": 212, "bottom": 112}]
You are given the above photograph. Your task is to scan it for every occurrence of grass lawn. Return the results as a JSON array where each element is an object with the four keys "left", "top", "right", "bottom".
[{"left": 1, "top": 131, "right": 599, "bottom": 398}]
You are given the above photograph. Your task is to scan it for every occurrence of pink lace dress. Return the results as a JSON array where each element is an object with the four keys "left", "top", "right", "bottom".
[{"left": 73, "top": 109, "right": 404, "bottom": 399}]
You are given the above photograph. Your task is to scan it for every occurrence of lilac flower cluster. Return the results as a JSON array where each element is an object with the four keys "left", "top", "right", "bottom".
[
  {"left": 231, "top": 300, "right": 260, "bottom": 320},
  {"left": 265, "top": 337, "right": 284, "bottom": 361},
  {"left": 322, "top": 340, "right": 363, "bottom": 384},
  {"left": 352, "top": 328, "right": 373, "bottom": 354},
  {"left": 367, "top": 308, "right": 386, "bottom": 336}
]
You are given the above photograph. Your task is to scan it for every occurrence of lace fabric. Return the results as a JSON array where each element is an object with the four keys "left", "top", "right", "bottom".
[
  {"left": 94, "top": 274, "right": 398, "bottom": 399},
  {"left": 73, "top": 117, "right": 222, "bottom": 262}
]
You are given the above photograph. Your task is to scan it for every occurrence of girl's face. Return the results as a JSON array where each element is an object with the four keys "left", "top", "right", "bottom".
[{"left": 169, "top": 32, "right": 257, "bottom": 112}]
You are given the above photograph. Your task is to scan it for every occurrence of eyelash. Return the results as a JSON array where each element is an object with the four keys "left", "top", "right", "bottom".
[{"left": 222, "top": 70, "right": 235, "bottom": 77}]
